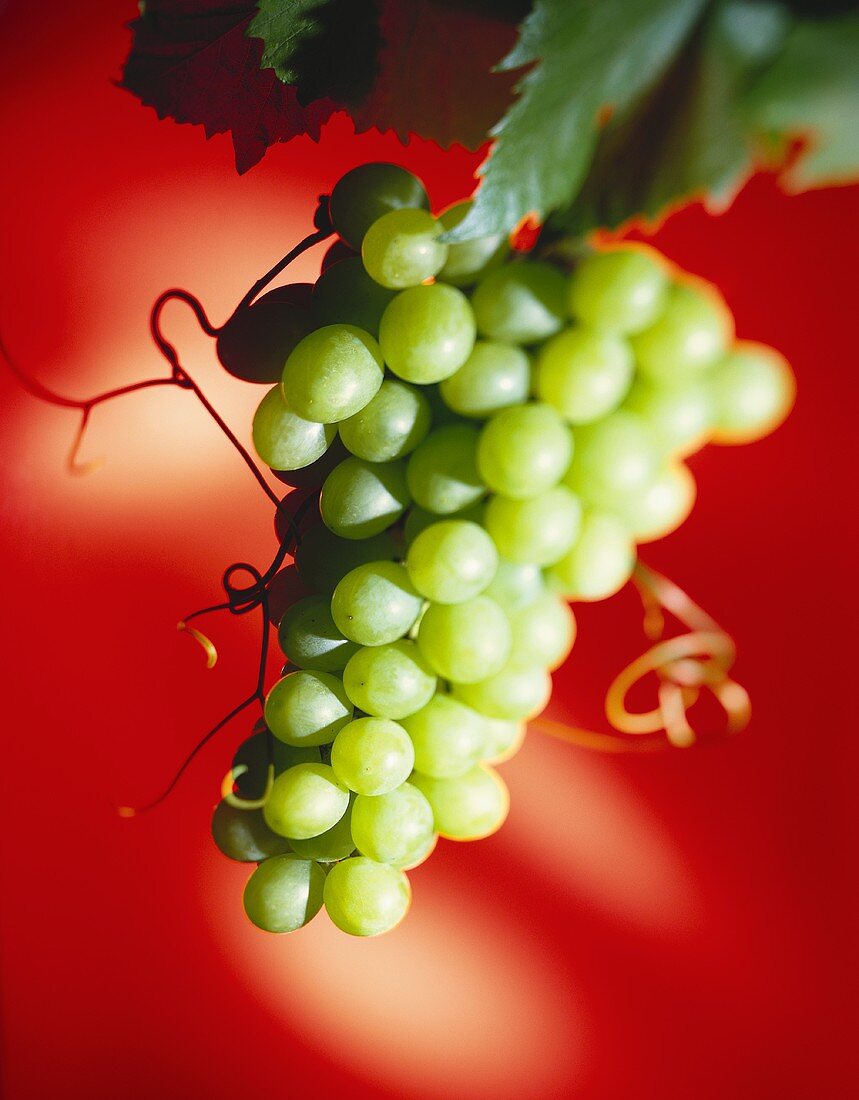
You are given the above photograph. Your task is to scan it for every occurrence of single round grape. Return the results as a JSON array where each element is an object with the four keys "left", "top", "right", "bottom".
[
  {"left": 252, "top": 385, "right": 337, "bottom": 471},
  {"left": 331, "top": 561, "right": 423, "bottom": 646},
  {"left": 507, "top": 592, "right": 576, "bottom": 670},
  {"left": 632, "top": 281, "right": 732, "bottom": 385},
  {"left": 321, "top": 240, "right": 358, "bottom": 270},
  {"left": 471, "top": 261, "right": 567, "bottom": 344},
  {"left": 282, "top": 324, "right": 384, "bottom": 423},
  {"left": 410, "top": 766, "right": 509, "bottom": 841},
  {"left": 612, "top": 462, "right": 696, "bottom": 543},
  {"left": 264, "top": 670, "right": 353, "bottom": 747},
  {"left": 479, "top": 715, "right": 526, "bottom": 764},
  {"left": 339, "top": 379, "right": 431, "bottom": 463},
  {"left": 362, "top": 208, "right": 448, "bottom": 289},
  {"left": 277, "top": 595, "right": 359, "bottom": 672},
  {"left": 329, "top": 163, "right": 430, "bottom": 250},
  {"left": 216, "top": 290, "right": 311, "bottom": 384},
  {"left": 477, "top": 403, "right": 573, "bottom": 499},
  {"left": 536, "top": 327, "right": 634, "bottom": 424},
  {"left": 323, "top": 856, "right": 411, "bottom": 936},
  {"left": 406, "top": 424, "right": 485, "bottom": 514},
  {"left": 263, "top": 763, "right": 350, "bottom": 840},
  {"left": 454, "top": 662, "right": 552, "bottom": 720},
  {"left": 266, "top": 565, "right": 309, "bottom": 627},
  {"left": 406, "top": 520, "right": 498, "bottom": 604},
  {"left": 569, "top": 247, "right": 668, "bottom": 334},
  {"left": 331, "top": 716, "right": 415, "bottom": 796},
  {"left": 399, "top": 831, "right": 439, "bottom": 870},
  {"left": 563, "top": 410, "right": 659, "bottom": 509},
  {"left": 417, "top": 596, "right": 510, "bottom": 684},
  {"left": 625, "top": 378, "right": 713, "bottom": 456},
  {"left": 439, "top": 340, "right": 531, "bottom": 418},
  {"left": 403, "top": 500, "right": 485, "bottom": 545},
  {"left": 231, "top": 729, "right": 322, "bottom": 799},
  {"left": 379, "top": 283, "right": 476, "bottom": 384},
  {"left": 484, "top": 485, "right": 582, "bottom": 566},
  {"left": 546, "top": 511, "right": 635, "bottom": 602},
  {"left": 343, "top": 640, "right": 437, "bottom": 719},
  {"left": 484, "top": 559, "right": 545, "bottom": 612},
  {"left": 709, "top": 343, "right": 795, "bottom": 444},
  {"left": 311, "top": 257, "right": 396, "bottom": 335},
  {"left": 243, "top": 854, "right": 326, "bottom": 933},
  {"left": 437, "top": 200, "right": 508, "bottom": 286},
  {"left": 270, "top": 435, "right": 350, "bottom": 491},
  {"left": 294, "top": 524, "right": 399, "bottom": 592},
  {"left": 401, "top": 693, "right": 486, "bottom": 778},
  {"left": 288, "top": 798, "right": 356, "bottom": 862},
  {"left": 320, "top": 456, "right": 410, "bottom": 539},
  {"left": 351, "top": 782, "right": 435, "bottom": 865},
  {"left": 211, "top": 801, "right": 292, "bottom": 862}
]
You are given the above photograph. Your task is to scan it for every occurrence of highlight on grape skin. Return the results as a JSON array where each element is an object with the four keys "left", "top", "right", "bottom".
[{"left": 211, "top": 162, "right": 795, "bottom": 937}]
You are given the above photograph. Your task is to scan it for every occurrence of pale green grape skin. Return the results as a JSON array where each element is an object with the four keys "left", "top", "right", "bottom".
[
  {"left": 437, "top": 200, "right": 508, "bottom": 286},
  {"left": 410, "top": 766, "right": 509, "bottom": 841},
  {"left": 398, "top": 830, "right": 438, "bottom": 870},
  {"left": 362, "top": 208, "right": 448, "bottom": 289},
  {"left": 479, "top": 715, "right": 526, "bottom": 764},
  {"left": 263, "top": 763, "right": 350, "bottom": 839},
  {"left": 277, "top": 595, "right": 359, "bottom": 672},
  {"left": 477, "top": 403, "right": 573, "bottom": 499},
  {"left": 471, "top": 261, "right": 568, "bottom": 344},
  {"left": 282, "top": 325, "right": 385, "bottom": 423},
  {"left": 507, "top": 592, "right": 576, "bottom": 670},
  {"left": 311, "top": 257, "right": 396, "bottom": 335},
  {"left": 294, "top": 525, "right": 399, "bottom": 593},
  {"left": 351, "top": 782, "right": 435, "bottom": 865},
  {"left": 624, "top": 377, "right": 713, "bottom": 457},
  {"left": 632, "top": 282, "right": 731, "bottom": 385},
  {"left": 454, "top": 662, "right": 552, "bottom": 721},
  {"left": 264, "top": 670, "right": 354, "bottom": 747},
  {"left": 484, "top": 559, "right": 546, "bottom": 612},
  {"left": 339, "top": 379, "right": 431, "bottom": 462},
  {"left": 401, "top": 693, "right": 486, "bottom": 778},
  {"left": 611, "top": 461, "right": 696, "bottom": 543},
  {"left": 323, "top": 856, "right": 411, "bottom": 936},
  {"left": 329, "top": 163, "right": 430, "bottom": 250},
  {"left": 379, "top": 283, "right": 476, "bottom": 384},
  {"left": 252, "top": 386, "right": 337, "bottom": 471},
  {"left": 287, "top": 797, "right": 356, "bottom": 862},
  {"left": 331, "top": 561, "right": 423, "bottom": 646},
  {"left": 343, "top": 640, "right": 437, "bottom": 719},
  {"left": 320, "top": 456, "right": 410, "bottom": 539},
  {"left": 569, "top": 247, "right": 668, "bottom": 334},
  {"left": 403, "top": 500, "right": 484, "bottom": 545},
  {"left": 231, "top": 731, "right": 322, "bottom": 799},
  {"left": 406, "top": 424, "right": 485, "bottom": 514},
  {"left": 536, "top": 327, "right": 634, "bottom": 424},
  {"left": 211, "top": 801, "right": 291, "bottom": 863},
  {"left": 417, "top": 596, "right": 511, "bottom": 684},
  {"left": 439, "top": 341, "right": 531, "bottom": 418},
  {"left": 331, "top": 716, "right": 415, "bottom": 796},
  {"left": 546, "top": 511, "right": 635, "bottom": 602},
  {"left": 709, "top": 344, "right": 795, "bottom": 445},
  {"left": 406, "top": 520, "right": 498, "bottom": 604},
  {"left": 484, "top": 486, "right": 582, "bottom": 566},
  {"left": 243, "top": 854, "right": 326, "bottom": 933},
  {"left": 564, "top": 410, "right": 660, "bottom": 509}
]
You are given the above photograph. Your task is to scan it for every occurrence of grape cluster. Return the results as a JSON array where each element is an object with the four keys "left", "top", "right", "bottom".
[{"left": 212, "top": 163, "right": 794, "bottom": 937}]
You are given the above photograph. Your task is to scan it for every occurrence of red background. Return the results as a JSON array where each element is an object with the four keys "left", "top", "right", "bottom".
[{"left": 0, "top": 3, "right": 856, "bottom": 1097}]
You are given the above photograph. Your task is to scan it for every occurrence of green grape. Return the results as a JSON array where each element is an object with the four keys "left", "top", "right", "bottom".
[
  {"left": 311, "top": 257, "right": 395, "bottom": 335},
  {"left": 709, "top": 343, "right": 795, "bottom": 445},
  {"left": 401, "top": 693, "right": 486, "bottom": 778},
  {"left": 288, "top": 797, "right": 356, "bottom": 862},
  {"left": 484, "top": 559, "right": 545, "bottom": 612},
  {"left": 277, "top": 595, "right": 360, "bottom": 672},
  {"left": 439, "top": 340, "right": 531, "bottom": 418},
  {"left": 351, "top": 782, "right": 435, "bottom": 865},
  {"left": 294, "top": 525, "right": 399, "bottom": 593},
  {"left": 423, "top": 381, "right": 468, "bottom": 427},
  {"left": 410, "top": 766, "right": 509, "bottom": 841},
  {"left": 417, "top": 595, "right": 510, "bottom": 684},
  {"left": 399, "top": 831, "right": 438, "bottom": 870},
  {"left": 611, "top": 462, "right": 696, "bottom": 543},
  {"left": 263, "top": 763, "right": 350, "bottom": 839},
  {"left": 624, "top": 377, "right": 712, "bottom": 456},
  {"left": 536, "top": 327, "right": 634, "bottom": 424},
  {"left": 406, "top": 424, "right": 485, "bottom": 514},
  {"left": 331, "top": 561, "right": 423, "bottom": 646},
  {"left": 329, "top": 163, "right": 430, "bottom": 250},
  {"left": 406, "top": 520, "right": 498, "bottom": 604},
  {"left": 320, "top": 456, "right": 410, "bottom": 539},
  {"left": 484, "top": 485, "right": 582, "bottom": 566},
  {"left": 362, "top": 208, "right": 448, "bottom": 289},
  {"left": 252, "top": 385, "right": 337, "bottom": 471},
  {"left": 569, "top": 247, "right": 668, "bottom": 334},
  {"left": 471, "top": 261, "right": 567, "bottom": 344},
  {"left": 243, "top": 854, "right": 326, "bottom": 933},
  {"left": 632, "top": 282, "right": 731, "bottom": 385},
  {"left": 231, "top": 730, "right": 322, "bottom": 799},
  {"left": 217, "top": 291, "right": 311, "bottom": 384},
  {"left": 379, "top": 283, "right": 476, "bottom": 384},
  {"left": 331, "top": 716, "right": 415, "bottom": 796},
  {"left": 339, "top": 379, "right": 431, "bottom": 462},
  {"left": 477, "top": 403, "right": 573, "bottom": 499},
  {"left": 343, "top": 640, "right": 437, "bottom": 719},
  {"left": 437, "top": 200, "right": 508, "bottom": 286},
  {"left": 403, "top": 500, "right": 485, "bottom": 545},
  {"left": 323, "top": 856, "right": 411, "bottom": 936},
  {"left": 563, "top": 410, "right": 659, "bottom": 509},
  {"left": 264, "top": 670, "right": 353, "bottom": 747},
  {"left": 454, "top": 661, "right": 552, "bottom": 720},
  {"left": 211, "top": 801, "right": 291, "bottom": 863},
  {"left": 479, "top": 715, "right": 526, "bottom": 764},
  {"left": 546, "top": 511, "right": 635, "bottom": 602},
  {"left": 282, "top": 324, "right": 384, "bottom": 423},
  {"left": 507, "top": 592, "right": 576, "bottom": 670}
]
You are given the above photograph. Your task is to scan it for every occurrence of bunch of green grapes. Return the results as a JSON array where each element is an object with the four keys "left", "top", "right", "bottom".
[{"left": 212, "top": 163, "right": 795, "bottom": 937}]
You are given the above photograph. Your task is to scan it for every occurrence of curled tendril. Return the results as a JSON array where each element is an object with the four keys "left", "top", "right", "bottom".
[
  {"left": 177, "top": 621, "right": 218, "bottom": 668},
  {"left": 220, "top": 763, "right": 274, "bottom": 810}
]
